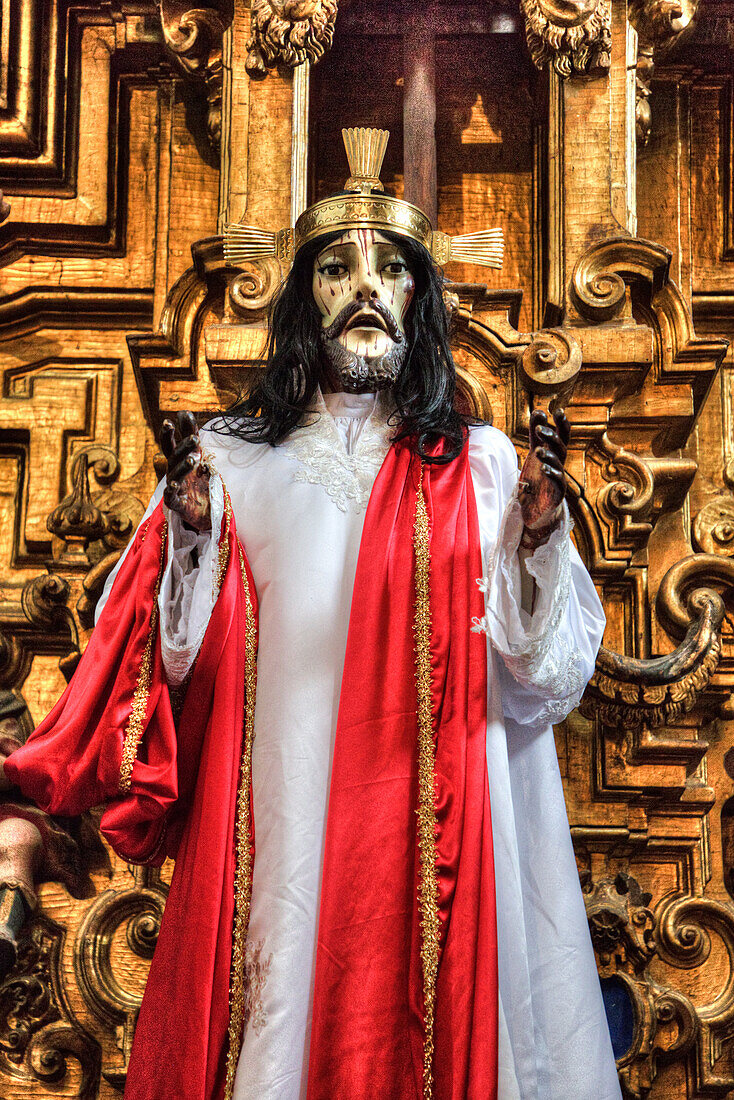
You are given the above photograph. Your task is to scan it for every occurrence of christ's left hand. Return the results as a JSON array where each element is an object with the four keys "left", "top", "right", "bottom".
[{"left": 517, "top": 408, "right": 569, "bottom": 550}]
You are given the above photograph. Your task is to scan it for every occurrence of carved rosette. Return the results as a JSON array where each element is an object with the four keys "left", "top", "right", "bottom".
[
  {"left": 521, "top": 0, "right": 612, "bottom": 76},
  {"left": 246, "top": 0, "right": 339, "bottom": 77}
]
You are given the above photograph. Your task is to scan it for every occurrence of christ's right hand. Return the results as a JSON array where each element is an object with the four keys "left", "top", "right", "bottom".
[{"left": 160, "top": 411, "right": 212, "bottom": 532}]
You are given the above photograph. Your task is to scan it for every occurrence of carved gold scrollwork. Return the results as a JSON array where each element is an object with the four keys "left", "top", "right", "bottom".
[
  {"left": 46, "top": 444, "right": 144, "bottom": 628},
  {"left": 583, "top": 874, "right": 698, "bottom": 1099},
  {"left": 520, "top": 327, "right": 582, "bottom": 405},
  {"left": 572, "top": 237, "right": 670, "bottom": 323},
  {"left": 229, "top": 258, "right": 285, "bottom": 320},
  {"left": 655, "top": 894, "right": 734, "bottom": 1093},
  {"left": 520, "top": 0, "right": 612, "bottom": 76},
  {"left": 693, "top": 496, "right": 734, "bottom": 556},
  {"left": 161, "top": 6, "right": 226, "bottom": 148},
  {"left": 656, "top": 554, "right": 734, "bottom": 640},
  {"left": 75, "top": 869, "right": 167, "bottom": 1085},
  {"left": 0, "top": 917, "right": 100, "bottom": 1096},
  {"left": 47, "top": 453, "right": 107, "bottom": 564},
  {"left": 246, "top": 0, "right": 339, "bottom": 77},
  {"left": 628, "top": 2, "right": 700, "bottom": 147},
  {"left": 582, "top": 586, "right": 723, "bottom": 729},
  {"left": 594, "top": 433, "right": 697, "bottom": 551}
]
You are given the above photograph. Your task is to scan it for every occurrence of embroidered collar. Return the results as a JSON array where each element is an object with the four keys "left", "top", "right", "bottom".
[{"left": 279, "top": 388, "right": 394, "bottom": 513}]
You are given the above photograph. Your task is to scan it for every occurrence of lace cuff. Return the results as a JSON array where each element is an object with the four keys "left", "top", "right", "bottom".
[
  {"left": 159, "top": 473, "right": 225, "bottom": 687},
  {"left": 473, "top": 492, "right": 588, "bottom": 722}
]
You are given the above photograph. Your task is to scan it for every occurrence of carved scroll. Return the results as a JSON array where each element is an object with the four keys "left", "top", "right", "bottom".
[
  {"left": 160, "top": 5, "right": 226, "bottom": 148},
  {"left": 520, "top": 0, "right": 612, "bottom": 76},
  {"left": 581, "top": 587, "right": 723, "bottom": 729},
  {"left": 520, "top": 327, "right": 582, "bottom": 407}
]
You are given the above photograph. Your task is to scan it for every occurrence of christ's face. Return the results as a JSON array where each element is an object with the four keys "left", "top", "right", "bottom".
[{"left": 312, "top": 229, "right": 415, "bottom": 392}]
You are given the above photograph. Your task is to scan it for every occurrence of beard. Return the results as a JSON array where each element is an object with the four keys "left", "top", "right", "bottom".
[{"left": 319, "top": 300, "right": 408, "bottom": 394}]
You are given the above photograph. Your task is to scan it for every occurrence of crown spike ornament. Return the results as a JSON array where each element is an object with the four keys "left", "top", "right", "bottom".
[
  {"left": 224, "top": 127, "right": 504, "bottom": 272},
  {"left": 342, "top": 127, "right": 389, "bottom": 193}
]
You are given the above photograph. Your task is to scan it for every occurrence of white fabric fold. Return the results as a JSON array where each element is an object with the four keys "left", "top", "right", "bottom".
[
  {"left": 474, "top": 491, "right": 592, "bottom": 728},
  {"left": 158, "top": 472, "right": 225, "bottom": 687},
  {"left": 467, "top": 425, "right": 618, "bottom": 1100}
]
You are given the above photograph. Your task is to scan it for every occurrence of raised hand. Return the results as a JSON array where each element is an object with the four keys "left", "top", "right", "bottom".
[
  {"left": 517, "top": 407, "right": 569, "bottom": 549},
  {"left": 160, "top": 411, "right": 212, "bottom": 532}
]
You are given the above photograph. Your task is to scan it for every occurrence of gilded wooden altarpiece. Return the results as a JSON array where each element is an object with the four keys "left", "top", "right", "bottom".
[{"left": 1, "top": 0, "right": 734, "bottom": 1096}]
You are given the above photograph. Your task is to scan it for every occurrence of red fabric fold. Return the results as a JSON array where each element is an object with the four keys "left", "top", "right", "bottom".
[
  {"left": 6, "top": 501, "right": 259, "bottom": 1100},
  {"left": 308, "top": 443, "right": 498, "bottom": 1100}
]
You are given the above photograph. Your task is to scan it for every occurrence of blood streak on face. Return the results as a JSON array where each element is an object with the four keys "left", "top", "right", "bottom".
[{"left": 312, "top": 229, "right": 415, "bottom": 360}]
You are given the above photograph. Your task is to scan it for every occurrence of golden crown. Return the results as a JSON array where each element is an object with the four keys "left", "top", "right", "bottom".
[{"left": 224, "top": 127, "right": 504, "bottom": 270}]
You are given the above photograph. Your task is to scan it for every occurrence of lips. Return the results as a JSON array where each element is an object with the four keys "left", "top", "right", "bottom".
[
  {"left": 343, "top": 311, "right": 389, "bottom": 335},
  {"left": 321, "top": 298, "right": 403, "bottom": 344}
]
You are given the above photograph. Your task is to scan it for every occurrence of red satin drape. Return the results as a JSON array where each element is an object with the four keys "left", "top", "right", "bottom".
[
  {"left": 6, "top": 504, "right": 259, "bottom": 1100},
  {"left": 308, "top": 443, "right": 498, "bottom": 1100}
]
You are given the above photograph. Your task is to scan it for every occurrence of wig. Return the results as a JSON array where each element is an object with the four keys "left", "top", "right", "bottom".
[{"left": 212, "top": 229, "right": 475, "bottom": 463}]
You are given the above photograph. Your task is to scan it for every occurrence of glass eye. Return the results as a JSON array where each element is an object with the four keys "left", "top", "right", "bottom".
[
  {"left": 318, "top": 262, "right": 347, "bottom": 278},
  {"left": 383, "top": 260, "right": 408, "bottom": 275}
]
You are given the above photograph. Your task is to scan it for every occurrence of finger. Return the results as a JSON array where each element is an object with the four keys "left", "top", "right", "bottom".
[
  {"left": 535, "top": 424, "right": 567, "bottom": 464},
  {"left": 177, "top": 410, "right": 198, "bottom": 439},
  {"left": 541, "top": 464, "right": 566, "bottom": 487},
  {"left": 536, "top": 447, "right": 563, "bottom": 471},
  {"left": 529, "top": 409, "right": 547, "bottom": 449},
  {"left": 168, "top": 454, "right": 197, "bottom": 483},
  {"left": 160, "top": 419, "right": 176, "bottom": 459},
  {"left": 553, "top": 408, "right": 571, "bottom": 447},
  {"left": 171, "top": 435, "right": 199, "bottom": 463}
]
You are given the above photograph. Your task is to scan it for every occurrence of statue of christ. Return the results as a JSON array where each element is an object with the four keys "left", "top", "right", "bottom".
[{"left": 2, "top": 129, "right": 620, "bottom": 1100}]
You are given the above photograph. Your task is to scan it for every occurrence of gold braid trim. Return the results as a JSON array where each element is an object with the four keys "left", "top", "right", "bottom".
[
  {"left": 216, "top": 488, "right": 233, "bottom": 591},
  {"left": 413, "top": 469, "right": 440, "bottom": 1100},
  {"left": 118, "top": 520, "right": 169, "bottom": 794},
  {"left": 223, "top": 541, "right": 258, "bottom": 1100}
]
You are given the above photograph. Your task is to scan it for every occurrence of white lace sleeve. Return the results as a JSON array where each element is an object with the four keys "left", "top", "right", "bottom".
[
  {"left": 474, "top": 490, "right": 605, "bottom": 728},
  {"left": 158, "top": 472, "right": 225, "bottom": 687}
]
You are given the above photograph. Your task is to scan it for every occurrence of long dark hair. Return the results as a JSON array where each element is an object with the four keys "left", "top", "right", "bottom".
[{"left": 212, "top": 229, "right": 471, "bottom": 463}]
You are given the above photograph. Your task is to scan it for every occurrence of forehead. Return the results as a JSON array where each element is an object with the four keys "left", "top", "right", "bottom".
[{"left": 315, "top": 229, "right": 406, "bottom": 260}]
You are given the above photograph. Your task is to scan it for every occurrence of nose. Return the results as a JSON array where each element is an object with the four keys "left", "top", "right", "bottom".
[{"left": 353, "top": 258, "right": 380, "bottom": 303}]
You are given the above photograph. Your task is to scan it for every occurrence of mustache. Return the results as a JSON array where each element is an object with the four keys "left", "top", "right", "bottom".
[{"left": 320, "top": 299, "right": 403, "bottom": 344}]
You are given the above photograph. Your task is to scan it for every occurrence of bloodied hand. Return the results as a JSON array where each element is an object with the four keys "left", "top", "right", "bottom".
[
  {"left": 313, "top": 229, "right": 415, "bottom": 392},
  {"left": 517, "top": 408, "right": 570, "bottom": 546},
  {"left": 160, "top": 411, "right": 212, "bottom": 532}
]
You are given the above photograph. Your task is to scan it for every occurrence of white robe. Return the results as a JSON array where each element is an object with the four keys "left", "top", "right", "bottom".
[{"left": 99, "top": 391, "right": 621, "bottom": 1100}]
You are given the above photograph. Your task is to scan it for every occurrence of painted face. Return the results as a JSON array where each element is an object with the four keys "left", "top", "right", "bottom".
[
  {"left": 313, "top": 230, "right": 415, "bottom": 357},
  {"left": 312, "top": 229, "right": 415, "bottom": 392}
]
